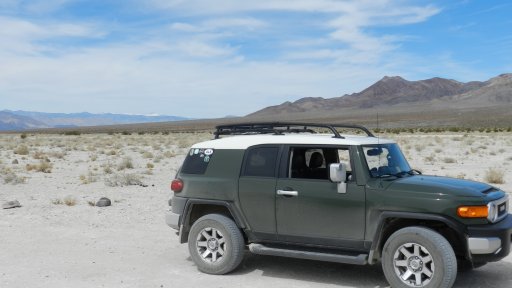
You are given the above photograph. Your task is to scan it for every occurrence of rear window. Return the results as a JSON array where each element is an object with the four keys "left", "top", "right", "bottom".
[{"left": 181, "top": 148, "right": 214, "bottom": 174}]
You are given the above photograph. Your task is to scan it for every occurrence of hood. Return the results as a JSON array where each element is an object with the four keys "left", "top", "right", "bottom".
[{"left": 386, "top": 175, "right": 497, "bottom": 198}]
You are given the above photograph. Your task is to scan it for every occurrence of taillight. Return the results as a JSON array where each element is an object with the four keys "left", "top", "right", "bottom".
[{"left": 170, "top": 179, "right": 184, "bottom": 192}]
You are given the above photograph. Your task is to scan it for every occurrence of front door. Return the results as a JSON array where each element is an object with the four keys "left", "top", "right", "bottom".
[{"left": 276, "top": 146, "right": 366, "bottom": 249}]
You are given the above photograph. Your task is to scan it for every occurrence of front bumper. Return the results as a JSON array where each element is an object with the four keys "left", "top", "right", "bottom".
[{"left": 467, "top": 213, "right": 512, "bottom": 263}]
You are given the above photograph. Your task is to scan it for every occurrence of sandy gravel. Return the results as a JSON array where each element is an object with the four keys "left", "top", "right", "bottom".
[{"left": 1, "top": 132, "right": 511, "bottom": 287}]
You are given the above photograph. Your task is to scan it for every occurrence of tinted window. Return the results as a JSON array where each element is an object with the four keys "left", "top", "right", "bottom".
[
  {"left": 242, "top": 147, "right": 279, "bottom": 177},
  {"left": 181, "top": 148, "right": 214, "bottom": 174}
]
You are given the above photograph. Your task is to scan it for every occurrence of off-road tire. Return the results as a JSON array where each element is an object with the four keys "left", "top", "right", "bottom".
[
  {"left": 382, "top": 226, "right": 457, "bottom": 288},
  {"left": 188, "top": 214, "right": 245, "bottom": 275}
]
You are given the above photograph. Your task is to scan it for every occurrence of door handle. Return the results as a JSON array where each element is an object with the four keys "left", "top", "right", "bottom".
[{"left": 277, "top": 190, "right": 298, "bottom": 197}]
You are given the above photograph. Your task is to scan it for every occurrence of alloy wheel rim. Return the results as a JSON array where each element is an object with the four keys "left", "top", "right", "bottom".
[
  {"left": 196, "top": 227, "right": 226, "bottom": 263},
  {"left": 393, "top": 242, "right": 435, "bottom": 287}
]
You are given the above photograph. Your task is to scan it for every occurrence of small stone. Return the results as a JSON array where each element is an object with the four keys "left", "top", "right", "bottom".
[
  {"left": 96, "top": 197, "right": 111, "bottom": 207},
  {"left": 2, "top": 200, "right": 22, "bottom": 209},
  {"left": 12, "top": 159, "right": 19, "bottom": 164}
]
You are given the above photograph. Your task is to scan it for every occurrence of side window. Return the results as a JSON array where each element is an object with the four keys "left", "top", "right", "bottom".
[
  {"left": 289, "top": 147, "right": 329, "bottom": 180},
  {"left": 181, "top": 148, "right": 214, "bottom": 174},
  {"left": 242, "top": 147, "right": 279, "bottom": 177},
  {"left": 289, "top": 147, "right": 353, "bottom": 181}
]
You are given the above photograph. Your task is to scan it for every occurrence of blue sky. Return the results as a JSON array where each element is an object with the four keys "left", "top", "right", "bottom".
[{"left": 1, "top": 0, "right": 511, "bottom": 118}]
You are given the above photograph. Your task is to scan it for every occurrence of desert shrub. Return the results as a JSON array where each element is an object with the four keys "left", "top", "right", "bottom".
[
  {"left": 64, "top": 131, "right": 81, "bottom": 136},
  {"left": 121, "top": 131, "right": 131, "bottom": 135},
  {"left": 33, "top": 151, "right": 47, "bottom": 160},
  {"left": 142, "top": 151, "right": 154, "bottom": 159},
  {"left": 14, "top": 145, "right": 29, "bottom": 155},
  {"left": 80, "top": 171, "right": 97, "bottom": 184},
  {"left": 87, "top": 200, "right": 96, "bottom": 207},
  {"left": 443, "top": 157, "right": 456, "bottom": 164},
  {"left": 52, "top": 199, "right": 63, "bottom": 205},
  {"left": 2, "top": 171, "right": 27, "bottom": 184},
  {"left": 163, "top": 150, "right": 176, "bottom": 158},
  {"left": 117, "top": 157, "right": 134, "bottom": 170},
  {"left": 26, "top": 160, "right": 52, "bottom": 173},
  {"left": 484, "top": 168, "right": 505, "bottom": 184},
  {"left": 424, "top": 155, "right": 434, "bottom": 163},
  {"left": 64, "top": 196, "right": 77, "bottom": 206},
  {"left": 20, "top": 133, "right": 27, "bottom": 139},
  {"left": 105, "top": 173, "right": 143, "bottom": 187}
]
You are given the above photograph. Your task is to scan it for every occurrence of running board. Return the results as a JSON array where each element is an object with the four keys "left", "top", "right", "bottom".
[{"left": 249, "top": 243, "right": 368, "bottom": 265}]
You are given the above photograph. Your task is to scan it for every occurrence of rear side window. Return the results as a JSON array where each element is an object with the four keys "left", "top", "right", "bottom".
[
  {"left": 242, "top": 147, "right": 279, "bottom": 177},
  {"left": 181, "top": 148, "right": 214, "bottom": 174}
]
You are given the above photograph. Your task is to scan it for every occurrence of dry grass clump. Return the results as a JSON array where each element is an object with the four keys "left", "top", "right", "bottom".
[
  {"left": 64, "top": 196, "right": 77, "bottom": 206},
  {"left": 26, "top": 160, "right": 53, "bottom": 173},
  {"left": 484, "top": 168, "right": 505, "bottom": 184},
  {"left": 14, "top": 145, "right": 30, "bottom": 155},
  {"left": 51, "top": 198, "right": 63, "bottom": 205},
  {"left": 79, "top": 171, "right": 98, "bottom": 184},
  {"left": 443, "top": 157, "right": 456, "bottom": 164},
  {"left": 52, "top": 196, "right": 77, "bottom": 206},
  {"left": 1, "top": 167, "right": 27, "bottom": 184},
  {"left": 105, "top": 173, "right": 143, "bottom": 187},
  {"left": 142, "top": 151, "right": 154, "bottom": 159},
  {"left": 117, "top": 157, "right": 134, "bottom": 170}
]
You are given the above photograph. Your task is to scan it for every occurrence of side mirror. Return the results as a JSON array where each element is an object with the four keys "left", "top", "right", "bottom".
[{"left": 329, "top": 163, "right": 347, "bottom": 193}]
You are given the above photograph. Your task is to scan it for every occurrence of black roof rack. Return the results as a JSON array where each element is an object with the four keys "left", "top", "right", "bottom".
[{"left": 214, "top": 122, "right": 374, "bottom": 139}]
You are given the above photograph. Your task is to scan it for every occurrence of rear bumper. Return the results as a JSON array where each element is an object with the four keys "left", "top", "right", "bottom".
[
  {"left": 467, "top": 214, "right": 512, "bottom": 263},
  {"left": 166, "top": 210, "right": 180, "bottom": 230}
]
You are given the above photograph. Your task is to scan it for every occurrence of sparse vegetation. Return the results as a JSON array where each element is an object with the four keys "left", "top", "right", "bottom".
[
  {"left": 117, "top": 157, "right": 134, "bottom": 170},
  {"left": 14, "top": 145, "right": 29, "bottom": 155},
  {"left": 443, "top": 157, "right": 456, "bottom": 164},
  {"left": 105, "top": 173, "right": 143, "bottom": 187},
  {"left": 26, "top": 160, "right": 53, "bottom": 173},
  {"left": 484, "top": 168, "right": 505, "bottom": 184}
]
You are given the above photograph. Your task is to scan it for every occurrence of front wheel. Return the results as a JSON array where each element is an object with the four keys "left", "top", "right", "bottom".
[
  {"left": 382, "top": 226, "right": 457, "bottom": 288},
  {"left": 188, "top": 214, "right": 245, "bottom": 275}
]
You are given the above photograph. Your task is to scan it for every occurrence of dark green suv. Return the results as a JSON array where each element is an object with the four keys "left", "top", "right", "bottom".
[{"left": 166, "top": 123, "right": 511, "bottom": 288}]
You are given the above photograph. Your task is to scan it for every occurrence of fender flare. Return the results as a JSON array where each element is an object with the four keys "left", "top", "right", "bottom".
[
  {"left": 179, "top": 199, "right": 247, "bottom": 243},
  {"left": 368, "top": 211, "right": 467, "bottom": 264}
]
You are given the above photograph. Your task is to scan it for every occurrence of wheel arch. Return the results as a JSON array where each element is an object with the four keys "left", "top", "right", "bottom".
[
  {"left": 368, "top": 212, "right": 468, "bottom": 264},
  {"left": 179, "top": 199, "right": 246, "bottom": 244}
]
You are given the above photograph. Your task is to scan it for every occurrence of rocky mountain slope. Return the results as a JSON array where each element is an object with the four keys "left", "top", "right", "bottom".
[{"left": 249, "top": 74, "right": 511, "bottom": 117}]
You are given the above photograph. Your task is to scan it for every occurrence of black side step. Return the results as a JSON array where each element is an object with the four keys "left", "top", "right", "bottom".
[{"left": 248, "top": 243, "right": 368, "bottom": 265}]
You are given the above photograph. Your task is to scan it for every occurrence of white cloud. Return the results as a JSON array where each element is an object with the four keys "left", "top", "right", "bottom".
[{"left": 0, "top": 0, "right": 453, "bottom": 117}]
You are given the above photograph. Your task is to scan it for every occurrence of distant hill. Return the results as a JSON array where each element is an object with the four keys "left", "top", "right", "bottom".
[
  {"left": 0, "top": 110, "right": 188, "bottom": 131},
  {"left": 0, "top": 111, "right": 50, "bottom": 131},
  {"left": 248, "top": 74, "right": 511, "bottom": 118}
]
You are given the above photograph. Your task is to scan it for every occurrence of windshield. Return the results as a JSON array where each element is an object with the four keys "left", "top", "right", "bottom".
[{"left": 362, "top": 144, "right": 412, "bottom": 178}]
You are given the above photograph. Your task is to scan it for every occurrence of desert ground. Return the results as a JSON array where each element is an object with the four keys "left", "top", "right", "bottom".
[{"left": 1, "top": 131, "right": 511, "bottom": 288}]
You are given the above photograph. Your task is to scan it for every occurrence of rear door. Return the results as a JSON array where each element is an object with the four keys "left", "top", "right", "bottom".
[
  {"left": 275, "top": 145, "right": 366, "bottom": 248},
  {"left": 238, "top": 145, "right": 281, "bottom": 241}
]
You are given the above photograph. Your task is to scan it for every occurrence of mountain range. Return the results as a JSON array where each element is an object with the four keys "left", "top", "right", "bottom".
[
  {"left": 244, "top": 73, "right": 512, "bottom": 128},
  {"left": 0, "top": 110, "right": 187, "bottom": 131},
  {"left": 2, "top": 73, "right": 511, "bottom": 131}
]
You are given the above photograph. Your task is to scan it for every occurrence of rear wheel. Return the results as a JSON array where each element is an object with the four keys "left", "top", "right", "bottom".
[
  {"left": 188, "top": 214, "right": 245, "bottom": 275},
  {"left": 382, "top": 226, "right": 457, "bottom": 288}
]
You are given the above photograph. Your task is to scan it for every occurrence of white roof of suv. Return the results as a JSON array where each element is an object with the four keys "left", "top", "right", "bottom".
[{"left": 192, "top": 134, "right": 396, "bottom": 149}]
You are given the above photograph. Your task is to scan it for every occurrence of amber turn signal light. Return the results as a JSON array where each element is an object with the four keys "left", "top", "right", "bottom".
[{"left": 457, "top": 206, "right": 488, "bottom": 218}]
